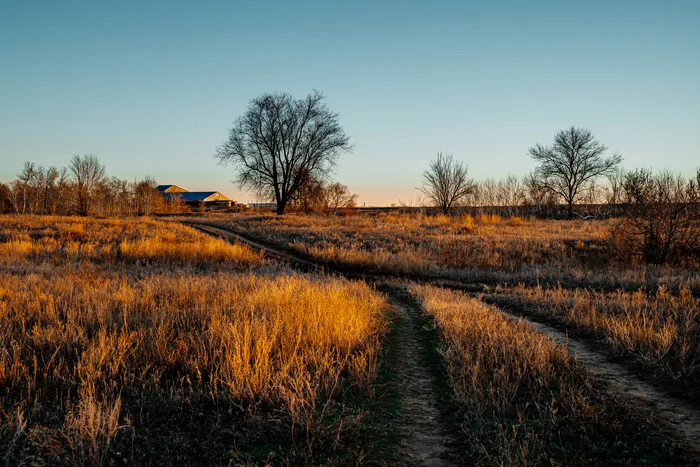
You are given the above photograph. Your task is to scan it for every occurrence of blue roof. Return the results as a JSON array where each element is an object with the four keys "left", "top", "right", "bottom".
[
  {"left": 158, "top": 185, "right": 233, "bottom": 202},
  {"left": 165, "top": 191, "right": 218, "bottom": 201}
]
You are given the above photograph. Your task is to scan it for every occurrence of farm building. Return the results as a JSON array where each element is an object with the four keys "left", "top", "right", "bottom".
[{"left": 157, "top": 185, "right": 235, "bottom": 208}]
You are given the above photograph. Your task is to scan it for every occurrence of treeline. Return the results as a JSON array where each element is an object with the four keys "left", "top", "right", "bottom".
[
  {"left": 453, "top": 169, "right": 700, "bottom": 220},
  {"left": 413, "top": 168, "right": 699, "bottom": 267},
  {"left": 0, "top": 155, "right": 180, "bottom": 216}
]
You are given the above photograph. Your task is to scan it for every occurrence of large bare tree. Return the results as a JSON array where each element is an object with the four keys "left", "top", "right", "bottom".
[
  {"left": 69, "top": 154, "right": 106, "bottom": 216},
  {"left": 215, "top": 91, "right": 352, "bottom": 215},
  {"left": 418, "top": 152, "right": 476, "bottom": 214},
  {"left": 529, "top": 126, "right": 622, "bottom": 218}
]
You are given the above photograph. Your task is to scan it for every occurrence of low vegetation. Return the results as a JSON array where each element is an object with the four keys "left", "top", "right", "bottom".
[
  {"left": 3, "top": 209, "right": 698, "bottom": 463},
  {"left": 0, "top": 216, "right": 387, "bottom": 465},
  {"left": 490, "top": 283, "right": 700, "bottom": 398},
  {"left": 211, "top": 212, "right": 699, "bottom": 292},
  {"left": 409, "top": 284, "right": 695, "bottom": 465}
]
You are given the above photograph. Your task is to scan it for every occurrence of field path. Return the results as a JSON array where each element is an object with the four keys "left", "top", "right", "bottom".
[
  {"left": 185, "top": 221, "right": 459, "bottom": 465},
  {"left": 378, "top": 286, "right": 459, "bottom": 466},
  {"left": 481, "top": 296, "right": 700, "bottom": 453},
  {"left": 182, "top": 220, "right": 700, "bottom": 456}
]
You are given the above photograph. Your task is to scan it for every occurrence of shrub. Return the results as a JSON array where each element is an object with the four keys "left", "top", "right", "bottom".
[{"left": 610, "top": 169, "right": 699, "bottom": 266}]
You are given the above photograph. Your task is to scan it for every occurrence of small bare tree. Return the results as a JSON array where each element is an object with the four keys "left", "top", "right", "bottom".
[
  {"left": 324, "top": 182, "right": 358, "bottom": 214},
  {"left": 134, "top": 176, "right": 162, "bottom": 216},
  {"left": 529, "top": 126, "right": 622, "bottom": 218},
  {"left": 166, "top": 193, "right": 186, "bottom": 214},
  {"left": 605, "top": 168, "right": 625, "bottom": 206},
  {"left": 70, "top": 154, "right": 106, "bottom": 216},
  {"left": 418, "top": 152, "right": 476, "bottom": 214},
  {"left": 290, "top": 171, "right": 327, "bottom": 213},
  {"left": 0, "top": 183, "right": 12, "bottom": 214}
]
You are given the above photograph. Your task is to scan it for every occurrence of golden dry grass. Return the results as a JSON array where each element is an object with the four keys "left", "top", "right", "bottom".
[
  {"left": 409, "top": 284, "right": 694, "bottom": 465},
  {"left": 0, "top": 215, "right": 262, "bottom": 267},
  {"left": 0, "top": 216, "right": 387, "bottom": 464},
  {"left": 211, "top": 211, "right": 699, "bottom": 291},
  {"left": 498, "top": 284, "right": 700, "bottom": 394}
]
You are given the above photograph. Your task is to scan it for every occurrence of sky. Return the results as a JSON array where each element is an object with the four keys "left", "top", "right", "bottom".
[{"left": 1, "top": 0, "right": 699, "bottom": 206}]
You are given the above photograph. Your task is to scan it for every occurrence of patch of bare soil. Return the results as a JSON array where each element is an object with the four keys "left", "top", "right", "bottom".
[{"left": 381, "top": 287, "right": 459, "bottom": 466}]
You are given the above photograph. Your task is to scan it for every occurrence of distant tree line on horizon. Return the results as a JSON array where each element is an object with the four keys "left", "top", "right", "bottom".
[
  {"left": 0, "top": 155, "right": 182, "bottom": 217},
  {"left": 0, "top": 154, "right": 358, "bottom": 217},
  {"left": 417, "top": 126, "right": 699, "bottom": 220},
  {"left": 415, "top": 126, "right": 699, "bottom": 266}
]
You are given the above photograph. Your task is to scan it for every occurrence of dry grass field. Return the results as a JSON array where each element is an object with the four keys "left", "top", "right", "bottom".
[
  {"left": 0, "top": 216, "right": 387, "bottom": 465},
  {"left": 3, "top": 212, "right": 699, "bottom": 465},
  {"left": 212, "top": 212, "right": 699, "bottom": 292},
  {"left": 193, "top": 211, "right": 700, "bottom": 463},
  {"left": 214, "top": 212, "right": 700, "bottom": 387}
]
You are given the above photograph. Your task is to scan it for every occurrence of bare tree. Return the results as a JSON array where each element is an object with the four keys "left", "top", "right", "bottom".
[
  {"left": 16, "top": 162, "right": 39, "bottom": 214},
  {"left": 215, "top": 90, "right": 352, "bottom": 215},
  {"left": 134, "top": 176, "right": 162, "bottom": 216},
  {"left": 324, "top": 182, "right": 358, "bottom": 214},
  {"left": 475, "top": 178, "right": 498, "bottom": 212},
  {"left": 529, "top": 126, "right": 622, "bottom": 219},
  {"left": 290, "top": 170, "right": 327, "bottom": 213},
  {"left": 165, "top": 192, "right": 186, "bottom": 214},
  {"left": 605, "top": 168, "right": 625, "bottom": 206},
  {"left": 69, "top": 154, "right": 106, "bottom": 216},
  {"left": 7, "top": 180, "right": 23, "bottom": 214},
  {"left": 496, "top": 175, "right": 526, "bottom": 215},
  {"left": 418, "top": 152, "right": 476, "bottom": 214}
]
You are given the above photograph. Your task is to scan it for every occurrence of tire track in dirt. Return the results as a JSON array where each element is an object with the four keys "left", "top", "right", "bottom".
[
  {"left": 185, "top": 221, "right": 459, "bottom": 465},
  {"left": 379, "top": 286, "right": 458, "bottom": 466},
  {"left": 479, "top": 296, "right": 700, "bottom": 454}
]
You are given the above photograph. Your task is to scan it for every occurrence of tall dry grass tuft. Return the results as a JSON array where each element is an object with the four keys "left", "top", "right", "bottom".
[
  {"left": 476, "top": 213, "right": 501, "bottom": 225},
  {"left": 409, "top": 284, "right": 692, "bottom": 465},
  {"left": 63, "top": 387, "right": 125, "bottom": 466}
]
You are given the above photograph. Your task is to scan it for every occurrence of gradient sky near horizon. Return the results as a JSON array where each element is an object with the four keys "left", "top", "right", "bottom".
[{"left": 1, "top": 1, "right": 699, "bottom": 205}]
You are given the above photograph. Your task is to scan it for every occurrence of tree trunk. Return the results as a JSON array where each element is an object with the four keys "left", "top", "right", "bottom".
[{"left": 276, "top": 197, "right": 287, "bottom": 215}]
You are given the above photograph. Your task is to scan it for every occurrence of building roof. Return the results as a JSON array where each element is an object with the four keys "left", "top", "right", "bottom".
[
  {"left": 157, "top": 184, "right": 187, "bottom": 193},
  {"left": 165, "top": 191, "right": 232, "bottom": 202}
]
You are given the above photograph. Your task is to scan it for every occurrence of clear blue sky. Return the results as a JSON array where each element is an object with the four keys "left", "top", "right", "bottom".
[{"left": 1, "top": 0, "right": 698, "bottom": 205}]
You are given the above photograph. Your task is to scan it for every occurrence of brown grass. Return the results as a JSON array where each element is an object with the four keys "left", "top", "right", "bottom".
[
  {"left": 409, "top": 284, "right": 694, "bottom": 465},
  {"left": 0, "top": 216, "right": 387, "bottom": 464},
  {"left": 496, "top": 283, "right": 700, "bottom": 395},
  {"left": 208, "top": 212, "right": 699, "bottom": 291},
  {"left": 0, "top": 215, "right": 262, "bottom": 267}
]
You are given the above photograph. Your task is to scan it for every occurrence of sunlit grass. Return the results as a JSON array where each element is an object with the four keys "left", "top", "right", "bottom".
[
  {"left": 0, "top": 215, "right": 387, "bottom": 464},
  {"left": 409, "top": 283, "right": 693, "bottom": 465},
  {"left": 498, "top": 283, "right": 700, "bottom": 390}
]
